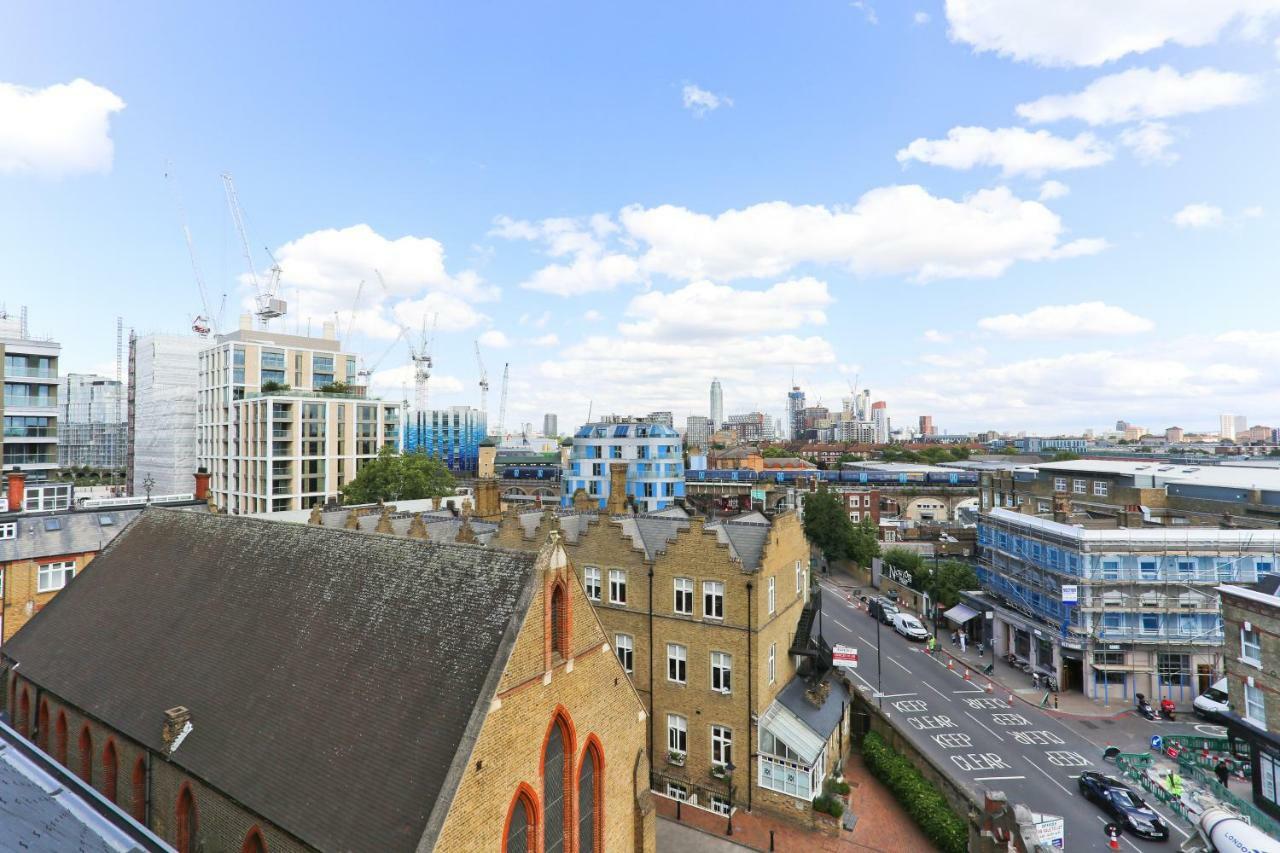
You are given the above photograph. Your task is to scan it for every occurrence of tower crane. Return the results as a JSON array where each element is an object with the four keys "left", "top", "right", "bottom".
[
  {"left": 164, "top": 165, "right": 223, "bottom": 336},
  {"left": 474, "top": 340, "right": 489, "bottom": 428},
  {"left": 374, "top": 269, "right": 436, "bottom": 411},
  {"left": 335, "top": 279, "right": 365, "bottom": 343},
  {"left": 221, "top": 172, "right": 286, "bottom": 328},
  {"left": 355, "top": 327, "right": 408, "bottom": 386},
  {"left": 496, "top": 362, "right": 510, "bottom": 438}
]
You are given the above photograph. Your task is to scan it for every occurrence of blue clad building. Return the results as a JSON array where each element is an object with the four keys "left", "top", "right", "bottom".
[
  {"left": 403, "top": 406, "right": 487, "bottom": 472},
  {"left": 563, "top": 419, "right": 684, "bottom": 513}
]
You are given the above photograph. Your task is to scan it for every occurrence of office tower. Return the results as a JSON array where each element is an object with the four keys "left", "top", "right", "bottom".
[{"left": 709, "top": 378, "right": 723, "bottom": 430}]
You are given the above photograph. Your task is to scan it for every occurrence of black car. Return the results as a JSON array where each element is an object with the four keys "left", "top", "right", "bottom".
[{"left": 1078, "top": 772, "right": 1170, "bottom": 841}]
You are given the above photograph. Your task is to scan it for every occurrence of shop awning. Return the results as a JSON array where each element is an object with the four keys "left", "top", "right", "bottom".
[{"left": 943, "top": 604, "right": 979, "bottom": 624}]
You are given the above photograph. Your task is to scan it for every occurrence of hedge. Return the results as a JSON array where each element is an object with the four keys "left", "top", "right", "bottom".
[{"left": 861, "top": 731, "right": 968, "bottom": 853}]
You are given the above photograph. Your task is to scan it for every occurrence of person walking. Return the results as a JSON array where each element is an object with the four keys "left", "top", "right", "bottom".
[
  {"left": 927, "top": 635, "right": 937, "bottom": 655},
  {"left": 1215, "top": 760, "right": 1230, "bottom": 788},
  {"left": 959, "top": 632, "right": 967, "bottom": 653}
]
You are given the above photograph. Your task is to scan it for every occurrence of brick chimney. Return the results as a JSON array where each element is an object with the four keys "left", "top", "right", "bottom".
[
  {"left": 6, "top": 469, "right": 26, "bottom": 513},
  {"left": 475, "top": 479, "right": 500, "bottom": 520},
  {"left": 162, "top": 706, "right": 191, "bottom": 753},
  {"left": 1052, "top": 496, "right": 1070, "bottom": 523},
  {"left": 605, "top": 462, "right": 629, "bottom": 515},
  {"left": 193, "top": 467, "right": 211, "bottom": 501}
]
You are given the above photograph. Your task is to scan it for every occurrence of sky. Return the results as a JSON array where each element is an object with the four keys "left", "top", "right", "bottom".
[{"left": 3, "top": 1, "right": 1280, "bottom": 437}]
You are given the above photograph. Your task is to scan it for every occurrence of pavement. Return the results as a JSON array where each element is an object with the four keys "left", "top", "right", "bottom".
[{"left": 816, "top": 574, "right": 1203, "bottom": 852}]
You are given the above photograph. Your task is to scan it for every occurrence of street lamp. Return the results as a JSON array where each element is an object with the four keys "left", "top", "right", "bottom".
[{"left": 723, "top": 760, "right": 736, "bottom": 836}]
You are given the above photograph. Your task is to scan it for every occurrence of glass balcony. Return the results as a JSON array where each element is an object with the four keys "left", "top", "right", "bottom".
[
  {"left": 2, "top": 426, "right": 56, "bottom": 438},
  {"left": 3, "top": 397, "right": 56, "bottom": 408},
  {"left": 3, "top": 366, "right": 57, "bottom": 378}
]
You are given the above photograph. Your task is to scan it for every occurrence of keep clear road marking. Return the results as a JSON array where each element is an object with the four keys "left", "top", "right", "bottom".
[
  {"left": 889, "top": 656, "right": 912, "bottom": 674},
  {"left": 1024, "top": 756, "right": 1073, "bottom": 796},
  {"left": 974, "top": 775, "right": 1025, "bottom": 781},
  {"left": 963, "top": 711, "right": 1005, "bottom": 742},
  {"left": 924, "top": 682, "right": 954, "bottom": 702},
  {"left": 1096, "top": 816, "right": 1143, "bottom": 852}
]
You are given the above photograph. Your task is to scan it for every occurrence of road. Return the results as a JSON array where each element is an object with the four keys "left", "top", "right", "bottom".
[{"left": 818, "top": 578, "right": 1193, "bottom": 852}]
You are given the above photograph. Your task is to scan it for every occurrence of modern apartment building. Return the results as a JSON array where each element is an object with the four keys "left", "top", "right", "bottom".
[
  {"left": 709, "top": 378, "right": 723, "bottom": 430},
  {"left": 974, "top": 507, "right": 1280, "bottom": 702},
  {"left": 1, "top": 313, "right": 60, "bottom": 475},
  {"left": 403, "top": 405, "right": 486, "bottom": 472},
  {"left": 562, "top": 419, "right": 685, "bottom": 512},
  {"left": 685, "top": 415, "right": 712, "bottom": 451},
  {"left": 57, "top": 373, "right": 126, "bottom": 469},
  {"left": 542, "top": 412, "right": 557, "bottom": 438},
  {"left": 197, "top": 321, "right": 400, "bottom": 513},
  {"left": 127, "top": 333, "right": 206, "bottom": 497}
]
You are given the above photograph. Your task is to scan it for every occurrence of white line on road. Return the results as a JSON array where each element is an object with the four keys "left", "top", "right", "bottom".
[
  {"left": 832, "top": 617, "right": 851, "bottom": 631},
  {"left": 952, "top": 689, "right": 986, "bottom": 694},
  {"left": 974, "top": 775, "right": 1025, "bottom": 781},
  {"left": 877, "top": 693, "right": 918, "bottom": 699},
  {"left": 1024, "top": 756, "right": 1073, "bottom": 796},
  {"left": 889, "top": 656, "right": 912, "bottom": 674},
  {"left": 1096, "top": 815, "right": 1142, "bottom": 851},
  {"left": 963, "top": 711, "right": 1005, "bottom": 742},
  {"left": 924, "top": 682, "right": 953, "bottom": 702},
  {"left": 846, "top": 667, "right": 877, "bottom": 694}
]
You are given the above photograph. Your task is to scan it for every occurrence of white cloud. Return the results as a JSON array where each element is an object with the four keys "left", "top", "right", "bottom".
[
  {"left": 494, "top": 214, "right": 645, "bottom": 296},
  {"left": 851, "top": 1, "right": 879, "bottom": 25},
  {"left": 478, "top": 329, "right": 511, "bottom": 348},
  {"left": 978, "top": 301, "right": 1154, "bottom": 338},
  {"left": 919, "top": 347, "right": 987, "bottom": 368},
  {"left": 1118, "top": 121, "right": 1178, "bottom": 164},
  {"left": 1243, "top": 205, "right": 1265, "bottom": 218},
  {"left": 620, "top": 186, "right": 1106, "bottom": 283},
  {"left": 945, "top": 1, "right": 1280, "bottom": 67},
  {"left": 619, "top": 278, "right": 832, "bottom": 340},
  {"left": 0, "top": 78, "right": 125, "bottom": 176},
  {"left": 896, "top": 126, "right": 1112, "bottom": 176},
  {"left": 1038, "top": 180, "right": 1070, "bottom": 200},
  {"left": 1016, "top": 66, "right": 1262, "bottom": 125},
  {"left": 529, "top": 333, "right": 560, "bottom": 346},
  {"left": 367, "top": 366, "right": 464, "bottom": 400},
  {"left": 1172, "top": 203, "right": 1224, "bottom": 228},
  {"left": 393, "top": 291, "right": 489, "bottom": 332},
  {"left": 1218, "top": 329, "right": 1280, "bottom": 356},
  {"left": 682, "top": 84, "right": 733, "bottom": 117},
  {"left": 914, "top": 11, "right": 931, "bottom": 25},
  {"left": 922, "top": 329, "right": 953, "bottom": 343}
]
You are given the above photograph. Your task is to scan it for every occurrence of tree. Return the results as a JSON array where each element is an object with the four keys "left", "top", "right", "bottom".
[
  {"left": 948, "top": 447, "right": 971, "bottom": 460},
  {"left": 761, "top": 446, "right": 790, "bottom": 458},
  {"left": 881, "top": 550, "right": 977, "bottom": 609},
  {"left": 803, "top": 487, "right": 881, "bottom": 566},
  {"left": 1051, "top": 451, "right": 1081, "bottom": 461},
  {"left": 340, "top": 446, "right": 456, "bottom": 504},
  {"left": 883, "top": 547, "right": 924, "bottom": 587},
  {"left": 850, "top": 515, "right": 881, "bottom": 566}
]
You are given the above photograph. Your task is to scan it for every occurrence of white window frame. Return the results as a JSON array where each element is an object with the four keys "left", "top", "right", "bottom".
[
  {"left": 1245, "top": 683, "right": 1267, "bottom": 727},
  {"left": 795, "top": 560, "right": 804, "bottom": 594},
  {"left": 615, "top": 633, "right": 634, "bottom": 673},
  {"left": 1093, "top": 480, "right": 1109, "bottom": 497},
  {"left": 667, "top": 643, "right": 687, "bottom": 684},
  {"left": 608, "top": 569, "right": 627, "bottom": 605},
  {"left": 674, "top": 577, "right": 693, "bottom": 615},
  {"left": 767, "top": 577, "right": 776, "bottom": 614},
  {"left": 711, "top": 725, "right": 733, "bottom": 767},
  {"left": 768, "top": 642, "right": 776, "bottom": 684},
  {"left": 1242, "top": 628, "right": 1263, "bottom": 667},
  {"left": 0, "top": 522, "right": 15, "bottom": 541},
  {"left": 666, "top": 781, "right": 688, "bottom": 801},
  {"left": 709, "top": 795, "right": 731, "bottom": 816},
  {"left": 850, "top": 510, "right": 860, "bottom": 522},
  {"left": 1072, "top": 479, "right": 1086, "bottom": 495},
  {"left": 703, "top": 580, "right": 724, "bottom": 620},
  {"left": 711, "top": 651, "right": 732, "bottom": 694},
  {"left": 1053, "top": 477, "right": 1067, "bottom": 493},
  {"left": 583, "top": 566, "right": 601, "bottom": 602},
  {"left": 667, "top": 714, "right": 687, "bottom": 755},
  {"left": 37, "top": 561, "right": 75, "bottom": 593}
]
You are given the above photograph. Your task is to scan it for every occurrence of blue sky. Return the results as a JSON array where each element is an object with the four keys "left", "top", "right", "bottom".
[{"left": 3, "top": 1, "right": 1279, "bottom": 435}]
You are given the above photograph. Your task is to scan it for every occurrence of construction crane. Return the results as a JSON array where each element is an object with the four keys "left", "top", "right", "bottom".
[
  {"left": 335, "top": 279, "right": 365, "bottom": 343},
  {"left": 164, "top": 165, "right": 223, "bottom": 336},
  {"left": 221, "top": 172, "right": 286, "bottom": 327},
  {"left": 355, "top": 327, "right": 408, "bottom": 386},
  {"left": 374, "top": 269, "right": 436, "bottom": 411},
  {"left": 474, "top": 340, "right": 489, "bottom": 428},
  {"left": 496, "top": 362, "right": 510, "bottom": 438}
]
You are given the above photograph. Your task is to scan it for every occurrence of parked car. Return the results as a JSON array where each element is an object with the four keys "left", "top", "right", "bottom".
[
  {"left": 870, "top": 597, "right": 900, "bottom": 625},
  {"left": 1078, "top": 772, "right": 1170, "bottom": 840},
  {"left": 893, "top": 613, "right": 929, "bottom": 641},
  {"left": 1193, "top": 678, "right": 1231, "bottom": 720}
]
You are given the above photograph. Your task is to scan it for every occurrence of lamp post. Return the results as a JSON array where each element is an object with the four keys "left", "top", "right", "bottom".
[{"left": 724, "top": 760, "right": 736, "bottom": 836}]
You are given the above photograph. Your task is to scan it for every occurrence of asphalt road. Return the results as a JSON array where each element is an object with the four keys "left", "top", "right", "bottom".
[{"left": 817, "top": 578, "right": 1195, "bottom": 852}]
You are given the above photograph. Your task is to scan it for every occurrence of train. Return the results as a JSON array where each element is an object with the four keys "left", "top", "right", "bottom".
[{"left": 684, "top": 469, "right": 980, "bottom": 486}]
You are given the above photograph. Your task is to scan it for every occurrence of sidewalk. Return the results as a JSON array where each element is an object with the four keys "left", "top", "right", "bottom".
[{"left": 654, "top": 749, "right": 938, "bottom": 852}]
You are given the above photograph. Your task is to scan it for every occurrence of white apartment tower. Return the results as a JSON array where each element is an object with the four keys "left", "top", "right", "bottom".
[
  {"left": 709, "top": 377, "right": 723, "bottom": 430},
  {"left": 128, "top": 333, "right": 206, "bottom": 497},
  {"left": 198, "top": 318, "right": 401, "bottom": 513},
  {"left": 1, "top": 311, "right": 60, "bottom": 474}
]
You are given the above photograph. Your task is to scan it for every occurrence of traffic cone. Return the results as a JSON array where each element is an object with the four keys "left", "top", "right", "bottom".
[
  {"left": 964, "top": 668, "right": 972, "bottom": 682},
  {"left": 985, "top": 681, "right": 994, "bottom": 693},
  {"left": 947, "top": 658, "right": 954, "bottom": 671},
  {"left": 1007, "top": 691, "right": 1014, "bottom": 704},
  {"left": 1109, "top": 832, "right": 1120, "bottom": 850}
]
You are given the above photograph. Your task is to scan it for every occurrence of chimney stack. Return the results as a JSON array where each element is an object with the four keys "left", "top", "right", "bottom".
[
  {"left": 606, "top": 462, "right": 629, "bottom": 515},
  {"left": 6, "top": 469, "right": 26, "bottom": 513},
  {"left": 193, "top": 467, "right": 211, "bottom": 501},
  {"left": 162, "top": 706, "right": 192, "bottom": 753},
  {"left": 1052, "top": 496, "right": 1070, "bottom": 524},
  {"left": 474, "top": 479, "right": 500, "bottom": 520}
]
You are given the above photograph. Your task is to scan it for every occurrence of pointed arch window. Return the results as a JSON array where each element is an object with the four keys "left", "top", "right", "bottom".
[
  {"left": 37, "top": 699, "right": 49, "bottom": 752},
  {"left": 132, "top": 757, "right": 146, "bottom": 821},
  {"left": 504, "top": 786, "right": 538, "bottom": 853},
  {"left": 543, "top": 713, "right": 575, "bottom": 853},
  {"left": 103, "top": 739, "right": 119, "bottom": 803},
  {"left": 176, "top": 783, "right": 199, "bottom": 853},
  {"left": 78, "top": 724, "right": 93, "bottom": 783},
  {"left": 241, "top": 826, "right": 268, "bottom": 853},
  {"left": 578, "top": 739, "right": 604, "bottom": 853},
  {"left": 17, "top": 687, "right": 29, "bottom": 738},
  {"left": 550, "top": 582, "right": 568, "bottom": 659},
  {"left": 55, "top": 712, "right": 68, "bottom": 765}
]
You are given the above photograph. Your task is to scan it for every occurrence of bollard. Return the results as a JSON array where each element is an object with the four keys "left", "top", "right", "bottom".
[
  {"left": 1054, "top": 693, "right": 1059, "bottom": 710},
  {"left": 676, "top": 800, "right": 682, "bottom": 821}
]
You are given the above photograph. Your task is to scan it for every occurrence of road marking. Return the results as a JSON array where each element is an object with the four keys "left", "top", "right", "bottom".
[
  {"left": 1095, "top": 815, "right": 1142, "bottom": 851},
  {"left": 963, "top": 711, "right": 1005, "bottom": 742},
  {"left": 924, "top": 682, "right": 953, "bottom": 702},
  {"left": 889, "top": 656, "right": 912, "bottom": 674},
  {"left": 878, "top": 693, "right": 918, "bottom": 699},
  {"left": 845, "top": 667, "right": 877, "bottom": 694},
  {"left": 973, "top": 775, "right": 1025, "bottom": 781},
  {"left": 1024, "top": 756, "right": 1073, "bottom": 796},
  {"left": 952, "top": 688, "right": 986, "bottom": 694},
  {"left": 832, "top": 617, "right": 851, "bottom": 631}
]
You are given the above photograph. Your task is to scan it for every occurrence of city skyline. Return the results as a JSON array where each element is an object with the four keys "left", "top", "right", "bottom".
[{"left": 4, "top": 3, "right": 1280, "bottom": 433}]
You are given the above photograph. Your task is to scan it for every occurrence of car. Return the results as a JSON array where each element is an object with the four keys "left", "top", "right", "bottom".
[
  {"left": 1078, "top": 772, "right": 1170, "bottom": 841},
  {"left": 871, "top": 597, "right": 900, "bottom": 625},
  {"left": 893, "top": 613, "right": 929, "bottom": 641},
  {"left": 1194, "top": 678, "right": 1231, "bottom": 720}
]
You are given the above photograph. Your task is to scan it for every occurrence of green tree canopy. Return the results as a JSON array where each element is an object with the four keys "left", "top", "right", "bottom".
[
  {"left": 881, "top": 548, "right": 978, "bottom": 610},
  {"left": 761, "top": 446, "right": 790, "bottom": 458},
  {"left": 1051, "top": 451, "right": 1081, "bottom": 461},
  {"left": 803, "top": 487, "right": 881, "bottom": 566},
  {"left": 340, "top": 446, "right": 456, "bottom": 504}
]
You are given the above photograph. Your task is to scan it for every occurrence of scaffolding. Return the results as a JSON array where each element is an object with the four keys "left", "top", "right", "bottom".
[{"left": 127, "top": 333, "right": 205, "bottom": 496}]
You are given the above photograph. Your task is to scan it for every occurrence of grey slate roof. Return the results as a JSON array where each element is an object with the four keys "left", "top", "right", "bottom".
[
  {"left": 2, "top": 508, "right": 539, "bottom": 853},
  {"left": 776, "top": 673, "right": 846, "bottom": 741},
  {"left": 0, "top": 509, "right": 141, "bottom": 563},
  {"left": 705, "top": 519, "right": 770, "bottom": 572}
]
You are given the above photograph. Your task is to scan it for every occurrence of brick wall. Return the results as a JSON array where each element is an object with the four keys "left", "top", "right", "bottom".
[{"left": 2, "top": 550, "right": 98, "bottom": 642}]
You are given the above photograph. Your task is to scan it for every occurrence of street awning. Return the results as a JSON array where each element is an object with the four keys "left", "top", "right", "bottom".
[{"left": 943, "top": 603, "right": 979, "bottom": 624}]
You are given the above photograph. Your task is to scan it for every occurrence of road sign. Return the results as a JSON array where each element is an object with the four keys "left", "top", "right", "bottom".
[
  {"left": 1150, "top": 735, "right": 1163, "bottom": 751},
  {"left": 750, "top": 489, "right": 766, "bottom": 501},
  {"left": 1033, "top": 815, "right": 1064, "bottom": 849},
  {"left": 833, "top": 644, "right": 858, "bottom": 668},
  {"left": 1061, "top": 585, "right": 1078, "bottom": 605}
]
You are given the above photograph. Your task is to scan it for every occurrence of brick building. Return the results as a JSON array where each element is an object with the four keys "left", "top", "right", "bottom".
[
  {"left": 1218, "top": 580, "right": 1280, "bottom": 820},
  {"left": 3, "top": 508, "right": 654, "bottom": 852}
]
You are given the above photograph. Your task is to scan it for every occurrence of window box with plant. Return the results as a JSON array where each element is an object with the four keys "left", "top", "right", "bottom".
[
  {"left": 667, "top": 750, "right": 686, "bottom": 767},
  {"left": 710, "top": 764, "right": 728, "bottom": 780}
]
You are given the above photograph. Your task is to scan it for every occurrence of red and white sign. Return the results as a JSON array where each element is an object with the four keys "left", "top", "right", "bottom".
[{"left": 833, "top": 644, "right": 858, "bottom": 668}]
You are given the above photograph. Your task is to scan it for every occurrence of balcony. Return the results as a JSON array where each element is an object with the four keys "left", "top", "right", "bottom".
[
  {"left": 2, "top": 452, "right": 58, "bottom": 466},
  {"left": 3, "top": 426, "right": 56, "bottom": 438},
  {"left": 3, "top": 397, "right": 56, "bottom": 409},
  {"left": 271, "top": 428, "right": 292, "bottom": 439},
  {"left": 3, "top": 366, "right": 57, "bottom": 379}
]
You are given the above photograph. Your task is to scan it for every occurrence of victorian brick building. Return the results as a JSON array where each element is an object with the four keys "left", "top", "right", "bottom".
[{"left": 3, "top": 508, "right": 654, "bottom": 852}]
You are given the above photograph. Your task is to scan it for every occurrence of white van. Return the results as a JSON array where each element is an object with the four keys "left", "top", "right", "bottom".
[
  {"left": 1193, "top": 678, "right": 1231, "bottom": 719},
  {"left": 893, "top": 612, "right": 929, "bottom": 641}
]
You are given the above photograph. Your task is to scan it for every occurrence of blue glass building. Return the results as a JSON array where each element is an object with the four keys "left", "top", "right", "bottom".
[
  {"left": 563, "top": 420, "right": 684, "bottom": 512},
  {"left": 403, "top": 406, "right": 487, "bottom": 472}
]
